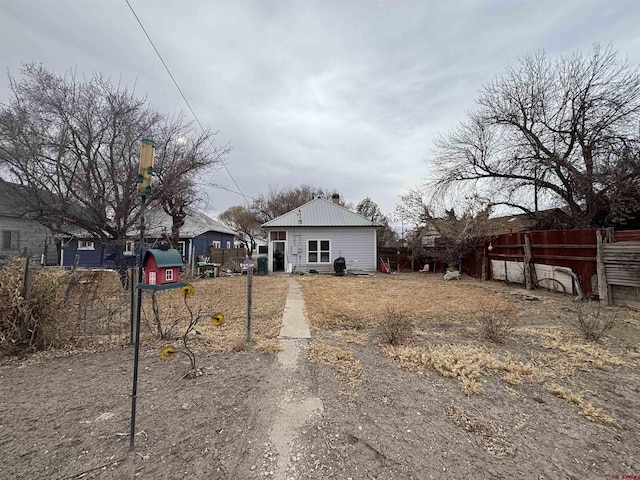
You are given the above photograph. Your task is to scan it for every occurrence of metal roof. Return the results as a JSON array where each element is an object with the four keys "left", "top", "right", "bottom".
[
  {"left": 143, "top": 248, "right": 184, "bottom": 267},
  {"left": 143, "top": 207, "right": 237, "bottom": 237},
  {"left": 262, "top": 198, "right": 380, "bottom": 228}
]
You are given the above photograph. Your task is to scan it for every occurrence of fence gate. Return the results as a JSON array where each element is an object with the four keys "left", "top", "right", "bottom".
[{"left": 603, "top": 241, "right": 640, "bottom": 308}]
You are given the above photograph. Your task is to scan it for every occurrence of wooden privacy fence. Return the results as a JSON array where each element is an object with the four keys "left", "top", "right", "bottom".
[
  {"left": 480, "top": 228, "right": 640, "bottom": 306},
  {"left": 484, "top": 229, "right": 601, "bottom": 297}
]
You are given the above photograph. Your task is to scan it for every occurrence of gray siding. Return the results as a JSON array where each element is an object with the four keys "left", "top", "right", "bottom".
[
  {"left": 0, "top": 215, "right": 57, "bottom": 264},
  {"left": 276, "top": 227, "right": 376, "bottom": 273}
]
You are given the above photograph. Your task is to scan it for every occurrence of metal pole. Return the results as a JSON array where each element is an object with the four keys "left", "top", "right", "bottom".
[
  {"left": 246, "top": 265, "right": 253, "bottom": 344},
  {"left": 130, "top": 194, "right": 146, "bottom": 451},
  {"left": 129, "top": 268, "right": 136, "bottom": 345}
]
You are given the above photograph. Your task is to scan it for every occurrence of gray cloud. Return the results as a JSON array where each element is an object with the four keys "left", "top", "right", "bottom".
[{"left": 1, "top": 0, "right": 639, "bottom": 219}]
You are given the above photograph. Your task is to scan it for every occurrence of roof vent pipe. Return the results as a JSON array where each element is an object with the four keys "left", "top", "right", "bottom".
[{"left": 331, "top": 193, "right": 340, "bottom": 204}]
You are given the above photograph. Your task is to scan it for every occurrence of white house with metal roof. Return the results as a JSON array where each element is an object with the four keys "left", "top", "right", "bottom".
[{"left": 261, "top": 196, "right": 380, "bottom": 273}]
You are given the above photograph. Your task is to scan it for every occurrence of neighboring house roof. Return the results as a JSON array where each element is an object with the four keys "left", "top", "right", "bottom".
[
  {"left": 142, "top": 207, "right": 237, "bottom": 238},
  {"left": 262, "top": 198, "right": 380, "bottom": 228},
  {"left": 0, "top": 179, "right": 29, "bottom": 217},
  {"left": 143, "top": 248, "right": 184, "bottom": 267}
]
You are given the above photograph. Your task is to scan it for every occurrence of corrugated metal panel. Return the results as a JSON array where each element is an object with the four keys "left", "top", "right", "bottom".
[
  {"left": 603, "top": 242, "right": 640, "bottom": 289},
  {"left": 283, "top": 227, "right": 376, "bottom": 273},
  {"left": 490, "top": 260, "right": 576, "bottom": 294},
  {"left": 262, "top": 198, "right": 379, "bottom": 228},
  {"left": 532, "top": 264, "right": 575, "bottom": 294},
  {"left": 490, "top": 260, "right": 526, "bottom": 284}
]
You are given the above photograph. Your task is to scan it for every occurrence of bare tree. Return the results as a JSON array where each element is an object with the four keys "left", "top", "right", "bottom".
[
  {"left": 219, "top": 205, "right": 261, "bottom": 257},
  {"left": 395, "top": 188, "right": 491, "bottom": 270},
  {"left": 250, "top": 185, "right": 345, "bottom": 223},
  {"left": 152, "top": 115, "right": 230, "bottom": 247},
  {"left": 430, "top": 45, "right": 640, "bottom": 228},
  {"left": 0, "top": 64, "right": 228, "bottom": 275},
  {"left": 356, "top": 197, "right": 396, "bottom": 248}
]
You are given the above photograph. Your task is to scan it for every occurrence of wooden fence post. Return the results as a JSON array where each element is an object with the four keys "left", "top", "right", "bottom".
[
  {"left": 596, "top": 230, "right": 611, "bottom": 305},
  {"left": 523, "top": 234, "right": 533, "bottom": 290}
]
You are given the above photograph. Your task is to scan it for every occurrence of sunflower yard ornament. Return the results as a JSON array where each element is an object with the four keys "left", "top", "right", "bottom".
[{"left": 159, "top": 283, "right": 225, "bottom": 378}]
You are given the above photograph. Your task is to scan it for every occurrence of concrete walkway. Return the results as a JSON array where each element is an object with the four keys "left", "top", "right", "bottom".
[
  {"left": 269, "top": 277, "right": 322, "bottom": 480},
  {"left": 278, "top": 277, "right": 311, "bottom": 339}
]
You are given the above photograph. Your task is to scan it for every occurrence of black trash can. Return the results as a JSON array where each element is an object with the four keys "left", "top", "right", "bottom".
[
  {"left": 333, "top": 257, "right": 346, "bottom": 276},
  {"left": 257, "top": 256, "right": 269, "bottom": 276}
]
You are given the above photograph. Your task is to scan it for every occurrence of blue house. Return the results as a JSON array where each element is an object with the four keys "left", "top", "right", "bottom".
[{"left": 60, "top": 207, "right": 236, "bottom": 268}]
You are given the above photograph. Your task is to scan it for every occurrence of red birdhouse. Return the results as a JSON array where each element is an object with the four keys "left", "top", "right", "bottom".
[{"left": 142, "top": 248, "right": 183, "bottom": 286}]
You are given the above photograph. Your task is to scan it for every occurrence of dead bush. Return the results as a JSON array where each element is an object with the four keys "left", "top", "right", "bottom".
[
  {"left": 0, "top": 259, "right": 69, "bottom": 357},
  {"left": 378, "top": 307, "right": 414, "bottom": 346},
  {"left": 572, "top": 300, "right": 616, "bottom": 342},
  {"left": 477, "top": 311, "right": 517, "bottom": 344}
]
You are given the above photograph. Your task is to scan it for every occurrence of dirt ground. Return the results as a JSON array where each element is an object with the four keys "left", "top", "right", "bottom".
[{"left": 1, "top": 273, "right": 639, "bottom": 479}]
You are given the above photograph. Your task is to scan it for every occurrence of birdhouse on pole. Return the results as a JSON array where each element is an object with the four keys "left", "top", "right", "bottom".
[
  {"left": 137, "top": 139, "right": 154, "bottom": 197},
  {"left": 140, "top": 247, "right": 187, "bottom": 291}
]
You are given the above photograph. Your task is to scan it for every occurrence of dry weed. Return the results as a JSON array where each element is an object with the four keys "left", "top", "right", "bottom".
[
  {"left": 378, "top": 307, "right": 414, "bottom": 346},
  {"left": 547, "top": 383, "right": 617, "bottom": 426},
  {"left": 477, "top": 311, "right": 517, "bottom": 344},
  {"left": 571, "top": 300, "right": 616, "bottom": 342},
  {"left": 229, "top": 334, "right": 247, "bottom": 352},
  {"left": 309, "top": 342, "right": 364, "bottom": 386}
]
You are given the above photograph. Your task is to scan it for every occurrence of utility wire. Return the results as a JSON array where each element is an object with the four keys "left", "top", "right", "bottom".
[{"left": 124, "top": 0, "right": 250, "bottom": 206}]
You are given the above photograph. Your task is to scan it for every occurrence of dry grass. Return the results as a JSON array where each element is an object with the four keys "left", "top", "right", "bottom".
[
  {"left": 300, "top": 274, "right": 640, "bottom": 405},
  {"left": 140, "top": 276, "right": 288, "bottom": 353},
  {"left": 383, "top": 344, "right": 544, "bottom": 394},
  {"left": 547, "top": 383, "right": 618, "bottom": 426},
  {"left": 255, "top": 338, "right": 283, "bottom": 353},
  {"left": 298, "top": 275, "right": 517, "bottom": 330},
  {"left": 309, "top": 341, "right": 364, "bottom": 387}
]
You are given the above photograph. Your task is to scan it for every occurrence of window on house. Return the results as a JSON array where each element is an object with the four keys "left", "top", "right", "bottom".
[
  {"left": 2, "top": 230, "right": 20, "bottom": 251},
  {"left": 211, "top": 241, "right": 221, "bottom": 248},
  {"left": 270, "top": 231, "right": 286, "bottom": 241},
  {"left": 77, "top": 240, "right": 95, "bottom": 251},
  {"left": 165, "top": 269, "right": 174, "bottom": 282},
  {"left": 308, "top": 240, "right": 330, "bottom": 263},
  {"left": 258, "top": 245, "right": 268, "bottom": 255},
  {"left": 124, "top": 241, "right": 135, "bottom": 256},
  {"left": 176, "top": 241, "right": 186, "bottom": 259},
  {"left": 226, "top": 240, "right": 231, "bottom": 248}
]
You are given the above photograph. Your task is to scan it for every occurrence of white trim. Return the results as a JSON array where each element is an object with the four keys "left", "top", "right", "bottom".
[
  {"left": 165, "top": 269, "right": 174, "bottom": 282},
  {"left": 307, "top": 239, "right": 331, "bottom": 264},
  {"left": 124, "top": 240, "right": 135, "bottom": 256},
  {"left": 77, "top": 240, "right": 95, "bottom": 251}
]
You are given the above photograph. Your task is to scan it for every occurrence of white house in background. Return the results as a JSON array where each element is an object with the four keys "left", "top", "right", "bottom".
[{"left": 261, "top": 196, "right": 380, "bottom": 273}]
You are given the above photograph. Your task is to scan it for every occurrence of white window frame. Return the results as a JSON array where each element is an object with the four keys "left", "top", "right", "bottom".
[
  {"left": 124, "top": 240, "right": 135, "bottom": 256},
  {"left": 165, "top": 268, "right": 174, "bottom": 282},
  {"left": 77, "top": 240, "right": 95, "bottom": 251},
  {"left": 307, "top": 239, "right": 331, "bottom": 264},
  {"left": 176, "top": 241, "right": 186, "bottom": 259},
  {"left": 211, "top": 241, "right": 221, "bottom": 248},
  {"left": 226, "top": 240, "right": 232, "bottom": 248}
]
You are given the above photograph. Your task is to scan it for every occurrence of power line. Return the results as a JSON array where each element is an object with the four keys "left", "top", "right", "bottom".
[{"left": 124, "top": 0, "right": 250, "bottom": 206}]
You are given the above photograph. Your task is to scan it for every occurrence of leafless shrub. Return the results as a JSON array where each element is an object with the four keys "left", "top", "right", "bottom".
[
  {"left": 477, "top": 311, "right": 517, "bottom": 344},
  {"left": 0, "top": 259, "right": 69, "bottom": 357},
  {"left": 378, "top": 307, "right": 414, "bottom": 346},
  {"left": 572, "top": 300, "right": 616, "bottom": 342}
]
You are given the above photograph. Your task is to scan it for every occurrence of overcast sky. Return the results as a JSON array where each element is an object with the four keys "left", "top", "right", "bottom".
[{"left": 2, "top": 0, "right": 639, "bottom": 221}]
